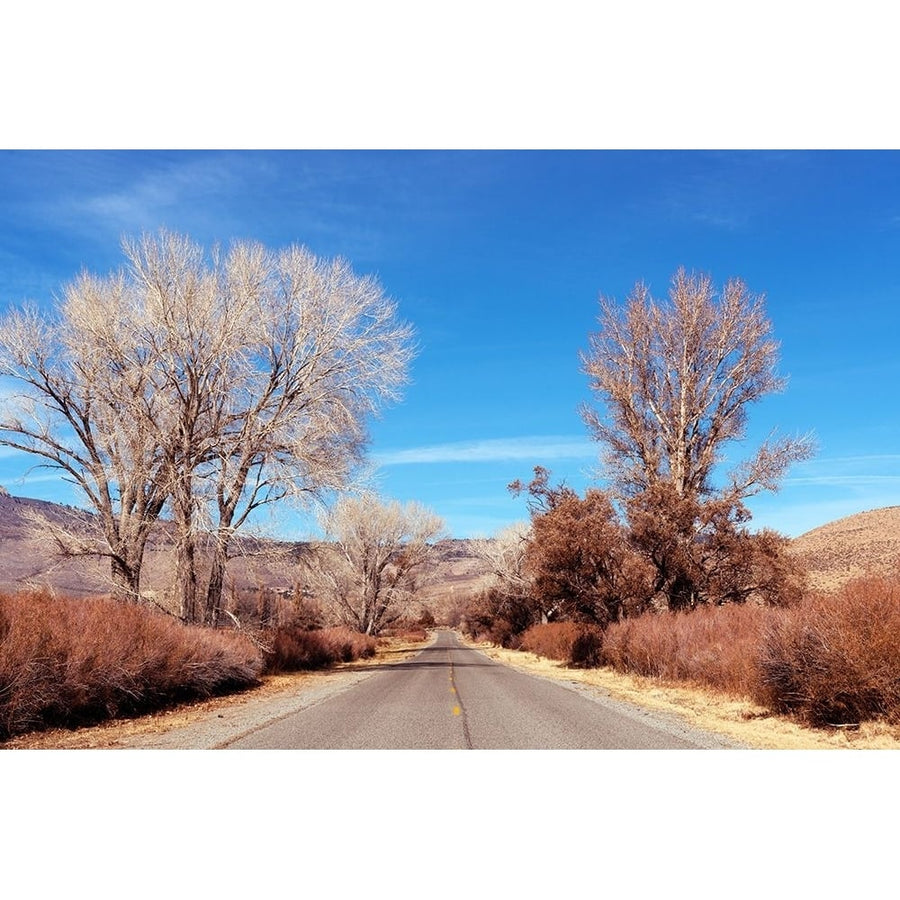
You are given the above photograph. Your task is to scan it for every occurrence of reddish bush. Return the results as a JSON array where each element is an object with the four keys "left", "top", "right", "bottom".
[
  {"left": 754, "top": 578, "right": 900, "bottom": 726},
  {"left": 261, "top": 624, "right": 376, "bottom": 673},
  {"left": 570, "top": 626, "right": 604, "bottom": 668},
  {"left": 320, "top": 626, "right": 377, "bottom": 662},
  {"left": 520, "top": 622, "right": 583, "bottom": 661},
  {"left": 263, "top": 627, "right": 337, "bottom": 672},
  {"left": 378, "top": 622, "right": 429, "bottom": 642},
  {"left": 0, "top": 590, "right": 263, "bottom": 740},
  {"left": 520, "top": 621, "right": 605, "bottom": 668},
  {"left": 601, "top": 602, "right": 770, "bottom": 695},
  {"left": 462, "top": 586, "right": 537, "bottom": 648}
]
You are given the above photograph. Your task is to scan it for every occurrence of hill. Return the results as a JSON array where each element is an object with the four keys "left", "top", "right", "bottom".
[
  {"left": 8, "top": 491, "right": 898, "bottom": 609},
  {"left": 0, "top": 492, "right": 111, "bottom": 596},
  {"left": 791, "top": 506, "right": 900, "bottom": 593},
  {"left": 0, "top": 492, "right": 304, "bottom": 602},
  {"left": 0, "top": 492, "right": 492, "bottom": 614}
]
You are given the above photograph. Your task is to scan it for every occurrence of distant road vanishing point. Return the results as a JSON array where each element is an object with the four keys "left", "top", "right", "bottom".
[{"left": 224, "top": 631, "right": 738, "bottom": 750}]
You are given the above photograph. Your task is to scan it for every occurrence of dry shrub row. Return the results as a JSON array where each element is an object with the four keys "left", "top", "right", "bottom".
[
  {"left": 520, "top": 622, "right": 604, "bottom": 667},
  {"left": 0, "top": 590, "right": 263, "bottom": 740},
  {"left": 755, "top": 578, "right": 900, "bottom": 726},
  {"left": 601, "top": 602, "right": 769, "bottom": 696},
  {"left": 599, "top": 576, "right": 900, "bottom": 726},
  {"left": 381, "top": 624, "right": 429, "bottom": 642},
  {"left": 262, "top": 625, "right": 376, "bottom": 673}
]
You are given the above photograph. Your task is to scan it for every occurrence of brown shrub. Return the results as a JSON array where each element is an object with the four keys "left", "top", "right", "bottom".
[
  {"left": 520, "top": 622, "right": 582, "bottom": 661},
  {"left": 754, "top": 577, "right": 900, "bottom": 726},
  {"left": 263, "top": 626, "right": 336, "bottom": 672},
  {"left": 378, "top": 622, "right": 429, "bottom": 642},
  {"left": 462, "top": 586, "right": 537, "bottom": 648},
  {"left": 519, "top": 621, "right": 605, "bottom": 667},
  {"left": 601, "top": 602, "right": 770, "bottom": 695},
  {"left": 0, "top": 590, "right": 263, "bottom": 740},
  {"left": 320, "top": 626, "right": 377, "bottom": 662},
  {"left": 261, "top": 624, "right": 376, "bottom": 673},
  {"left": 569, "top": 626, "right": 604, "bottom": 668}
]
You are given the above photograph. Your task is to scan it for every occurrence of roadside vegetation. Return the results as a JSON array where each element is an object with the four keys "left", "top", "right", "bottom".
[
  {"left": 462, "top": 271, "right": 900, "bottom": 735},
  {"left": 2, "top": 250, "right": 895, "bottom": 745},
  {"left": 464, "top": 574, "right": 900, "bottom": 731},
  {"left": 0, "top": 589, "right": 262, "bottom": 740},
  {"left": 0, "top": 588, "right": 425, "bottom": 741}
]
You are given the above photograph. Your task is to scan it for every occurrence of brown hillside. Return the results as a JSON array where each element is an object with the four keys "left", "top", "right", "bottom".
[
  {"left": 0, "top": 492, "right": 301, "bottom": 602},
  {"left": 791, "top": 506, "right": 900, "bottom": 593},
  {"left": 0, "top": 492, "right": 491, "bottom": 615}
]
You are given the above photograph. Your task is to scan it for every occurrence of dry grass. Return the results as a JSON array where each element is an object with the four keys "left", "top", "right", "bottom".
[{"left": 464, "top": 637, "right": 900, "bottom": 749}]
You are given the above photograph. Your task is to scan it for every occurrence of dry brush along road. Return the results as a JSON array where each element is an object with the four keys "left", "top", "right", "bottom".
[
  {"left": 6, "top": 630, "right": 747, "bottom": 749},
  {"left": 224, "top": 630, "right": 741, "bottom": 750}
]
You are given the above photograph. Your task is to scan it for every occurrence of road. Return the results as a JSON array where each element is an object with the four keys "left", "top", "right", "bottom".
[{"left": 224, "top": 630, "right": 737, "bottom": 749}]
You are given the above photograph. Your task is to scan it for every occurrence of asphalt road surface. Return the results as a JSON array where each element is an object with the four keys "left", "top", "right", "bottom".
[{"left": 224, "top": 630, "right": 737, "bottom": 749}]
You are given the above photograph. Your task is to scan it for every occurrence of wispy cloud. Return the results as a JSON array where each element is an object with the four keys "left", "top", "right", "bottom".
[
  {"left": 786, "top": 454, "right": 900, "bottom": 489},
  {"left": 786, "top": 475, "right": 900, "bottom": 488},
  {"left": 374, "top": 436, "right": 596, "bottom": 466},
  {"left": 38, "top": 154, "right": 251, "bottom": 243}
]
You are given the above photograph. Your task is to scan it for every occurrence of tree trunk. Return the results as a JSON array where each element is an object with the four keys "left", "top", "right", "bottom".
[
  {"left": 172, "top": 498, "right": 199, "bottom": 623},
  {"left": 205, "top": 541, "right": 228, "bottom": 627},
  {"left": 110, "top": 555, "right": 141, "bottom": 602}
]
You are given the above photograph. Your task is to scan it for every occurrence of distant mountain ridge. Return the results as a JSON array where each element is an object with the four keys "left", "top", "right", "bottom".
[
  {"left": 3, "top": 492, "right": 896, "bottom": 604},
  {"left": 0, "top": 492, "right": 493, "bottom": 608}
]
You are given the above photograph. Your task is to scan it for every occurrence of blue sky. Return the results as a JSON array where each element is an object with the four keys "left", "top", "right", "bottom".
[{"left": 1, "top": 149, "right": 899, "bottom": 539}]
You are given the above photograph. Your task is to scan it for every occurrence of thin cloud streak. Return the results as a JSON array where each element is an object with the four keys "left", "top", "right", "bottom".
[
  {"left": 374, "top": 436, "right": 597, "bottom": 466},
  {"left": 786, "top": 475, "right": 900, "bottom": 488},
  {"left": 786, "top": 455, "right": 900, "bottom": 488}
]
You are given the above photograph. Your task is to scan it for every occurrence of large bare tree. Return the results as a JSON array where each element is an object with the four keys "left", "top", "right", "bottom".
[
  {"left": 581, "top": 268, "right": 812, "bottom": 502},
  {"left": 311, "top": 492, "right": 445, "bottom": 635},
  {"left": 0, "top": 231, "right": 414, "bottom": 621},
  {"left": 580, "top": 268, "right": 813, "bottom": 609},
  {"left": 0, "top": 292, "right": 169, "bottom": 599}
]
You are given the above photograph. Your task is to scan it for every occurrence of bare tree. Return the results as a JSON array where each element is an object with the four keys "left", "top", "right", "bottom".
[
  {"left": 196, "top": 243, "right": 413, "bottom": 626},
  {"left": 0, "top": 293, "right": 169, "bottom": 600},
  {"left": 310, "top": 492, "right": 445, "bottom": 636},
  {"left": 580, "top": 268, "right": 814, "bottom": 609},
  {"left": 469, "top": 521, "right": 532, "bottom": 596},
  {"left": 0, "top": 231, "right": 414, "bottom": 622}
]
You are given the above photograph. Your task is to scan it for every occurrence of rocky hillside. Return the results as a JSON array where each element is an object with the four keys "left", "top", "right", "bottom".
[{"left": 791, "top": 506, "right": 900, "bottom": 593}]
